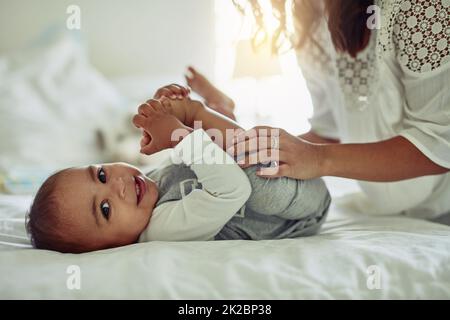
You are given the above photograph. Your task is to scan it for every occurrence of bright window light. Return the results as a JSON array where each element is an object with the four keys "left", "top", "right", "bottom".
[{"left": 214, "top": 0, "right": 312, "bottom": 135}]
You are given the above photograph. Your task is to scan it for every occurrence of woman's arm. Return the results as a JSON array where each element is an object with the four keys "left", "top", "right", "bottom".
[
  {"left": 150, "top": 88, "right": 449, "bottom": 182},
  {"left": 321, "top": 136, "right": 449, "bottom": 182},
  {"left": 182, "top": 99, "right": 243, "bottom": 150},
  {"left": 230, "top": 127, "right": 449, "bottom": 181},
  {"left": 298, "top": 131, "right": 340, "bottom": 144}
]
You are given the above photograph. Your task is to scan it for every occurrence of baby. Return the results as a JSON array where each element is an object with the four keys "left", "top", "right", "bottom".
[{"left": 26, "top": 80, "right": 331, "bottom": 253}]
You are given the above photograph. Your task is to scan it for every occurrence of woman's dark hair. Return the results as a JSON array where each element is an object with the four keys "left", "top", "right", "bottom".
[{"left": 234, "top": 0, "right": 374, "bottom": 57}]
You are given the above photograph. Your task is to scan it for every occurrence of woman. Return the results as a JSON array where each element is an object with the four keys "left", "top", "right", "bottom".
[{"left": 224, "top": 0, "right": 449, "bottom": 220}]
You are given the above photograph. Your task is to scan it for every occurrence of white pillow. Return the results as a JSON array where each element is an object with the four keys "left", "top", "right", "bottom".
[{"left": 0, "top": 32, "right": 131, "bottom": 183}]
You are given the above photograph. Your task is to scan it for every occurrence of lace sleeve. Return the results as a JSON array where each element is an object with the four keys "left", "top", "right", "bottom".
[
  {"left": 391, "top": 0, "right": 450, "bottom": 168},
  {"left": 393, "top": 0, "right": 450, "bottom": 73}
]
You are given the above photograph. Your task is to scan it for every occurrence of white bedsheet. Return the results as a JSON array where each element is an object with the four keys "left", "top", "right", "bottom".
[
  {"left": 1, "top": 176, "right": 449, "bottom": 299},
  {"left": 2, "top": 34, "right": 449, "bottom": 300}
]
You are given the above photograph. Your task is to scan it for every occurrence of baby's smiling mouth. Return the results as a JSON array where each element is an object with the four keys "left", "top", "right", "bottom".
[{"left": 134, "top": 176, "right": 147, "bottom": 206}]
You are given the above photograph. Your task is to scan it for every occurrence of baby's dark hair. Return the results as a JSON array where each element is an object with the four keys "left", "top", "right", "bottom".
[{"left": 26, "top": 168, "right": 83, "bottom": 253}]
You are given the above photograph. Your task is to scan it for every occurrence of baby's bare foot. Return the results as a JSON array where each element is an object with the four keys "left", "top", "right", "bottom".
[{"left": 185, "top": 66, "right": 235, "bottom": 119}]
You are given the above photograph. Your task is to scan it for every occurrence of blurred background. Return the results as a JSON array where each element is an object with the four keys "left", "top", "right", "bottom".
[{"left": 0, "top": 0, "right": 312, "bottom": 193}]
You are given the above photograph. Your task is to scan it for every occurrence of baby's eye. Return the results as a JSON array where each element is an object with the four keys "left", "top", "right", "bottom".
[
  {"left": 100, "top": 201, "right": 110, "bottom": 220},
  {"left": 97, "top": 167, "right": 107, "bottom": 184}
]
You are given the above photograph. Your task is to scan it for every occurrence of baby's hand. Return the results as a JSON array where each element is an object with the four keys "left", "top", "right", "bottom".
[
  {"left": 154, "top": 83, "right": 191, "bottom": 100},
  {"left": 133, "top": 99, "right": 192, "bottom": 155}
]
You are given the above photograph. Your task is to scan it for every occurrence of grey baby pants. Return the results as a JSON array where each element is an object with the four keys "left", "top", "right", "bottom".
[{"left": 215, "top": 165, "right": 331, "bottom": 240}]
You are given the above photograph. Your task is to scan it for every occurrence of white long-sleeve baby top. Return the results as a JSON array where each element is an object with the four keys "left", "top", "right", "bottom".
[{"left": 139, "top": 129, "right": 252, "bottom": 242}]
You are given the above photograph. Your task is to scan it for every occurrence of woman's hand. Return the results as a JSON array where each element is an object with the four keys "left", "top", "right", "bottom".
[
  {"left": 133, "top": 99, "right": 192, "bottom": 155},
  {"left": 154, "top": 83, "right": 191, "bottom": 100},
  {"left": 226, "top": 126, "right": 326, "bottom": 180}
]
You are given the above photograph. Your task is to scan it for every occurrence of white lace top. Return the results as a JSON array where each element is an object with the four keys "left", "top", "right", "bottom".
[{"left": 296, "top": 0, "right": 450, "bottom": 218}]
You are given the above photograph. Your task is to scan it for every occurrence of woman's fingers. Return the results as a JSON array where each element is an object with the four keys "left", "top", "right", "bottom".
[
  {"left": 227, "top": 136, "right": 272, "bottom": 157},
  {"left": 233, "top": 126, "right": 278, "bottom": 144},
  {"left": 237, "top": 149, "right": 286, "bottom": 169},
  {"left": 257, "top": 164, "right": 290, "bottom": 178},
  {"left": 227, "top": 126, "right": 281, "bottom": 158}
]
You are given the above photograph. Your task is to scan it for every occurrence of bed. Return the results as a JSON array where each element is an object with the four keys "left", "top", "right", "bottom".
[
  {"left": 1, "top": 33, "right": 450, "bottom": 300},
  {"left": 1, "top": 175, "right": 450, "bottom": 299}
]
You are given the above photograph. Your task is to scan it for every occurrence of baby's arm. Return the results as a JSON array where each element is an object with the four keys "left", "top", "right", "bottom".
[
  {"left": 139, "top": 128, "right": 252, "bottom": 242},
  {"left": 169, "top": 98, "right": 243, "bottom": 151}
]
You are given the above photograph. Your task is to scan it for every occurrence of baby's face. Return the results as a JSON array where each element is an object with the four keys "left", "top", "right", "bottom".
[{"left": 54, "top": 163, "right": 158, "bottom": 251}]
